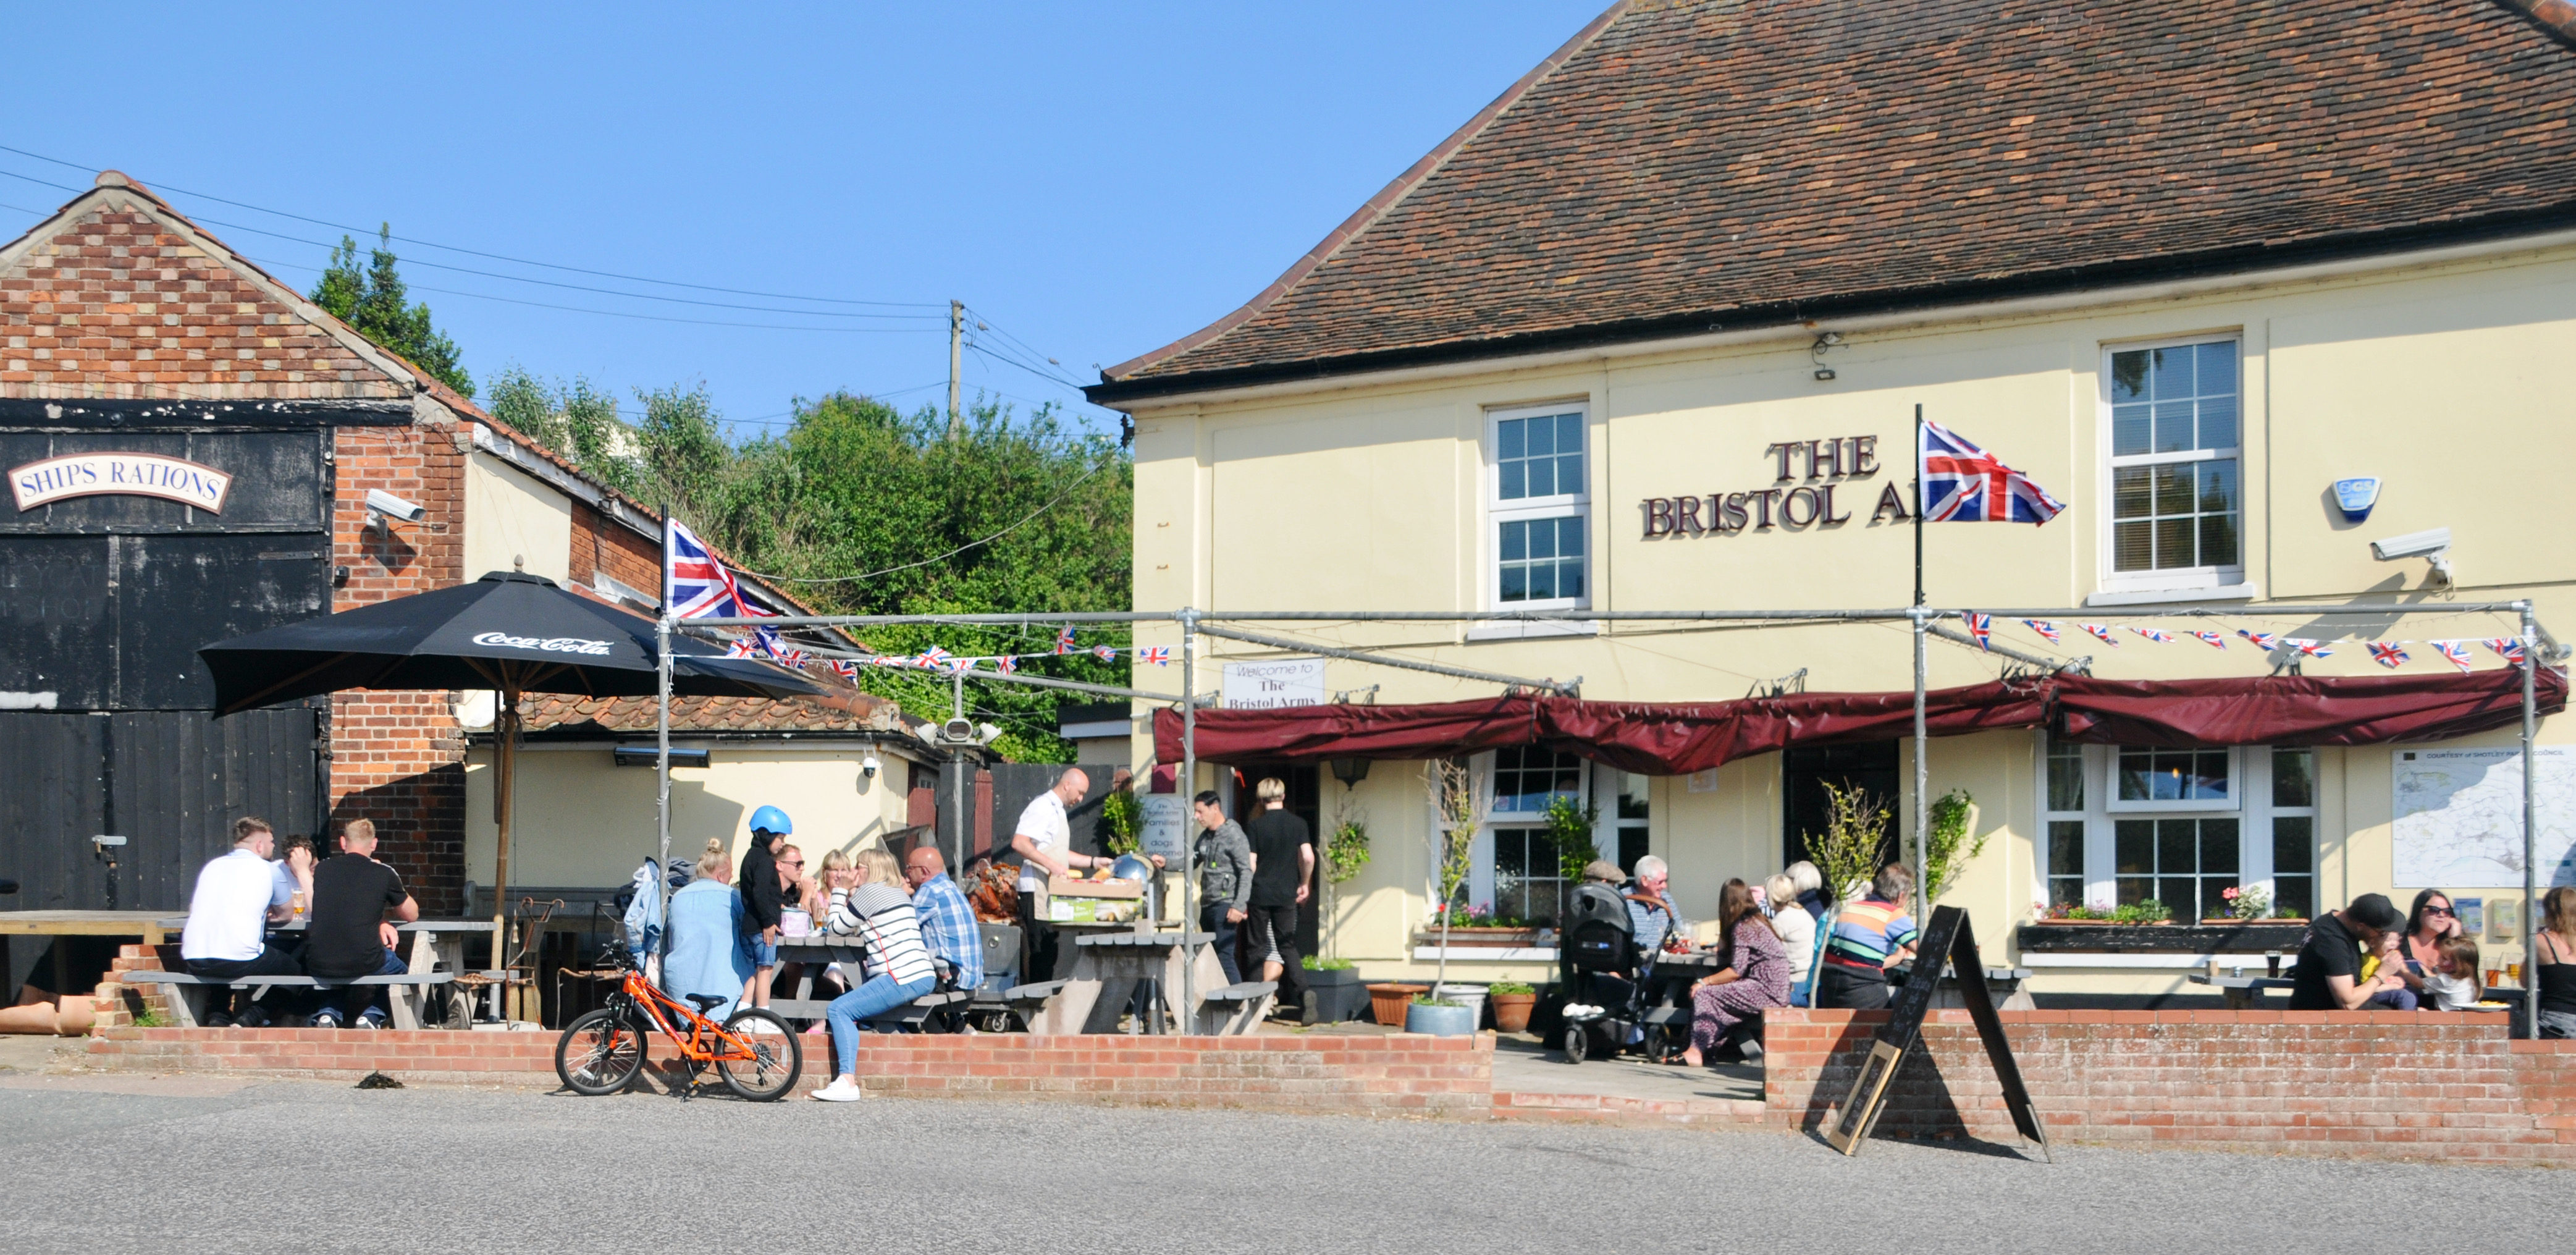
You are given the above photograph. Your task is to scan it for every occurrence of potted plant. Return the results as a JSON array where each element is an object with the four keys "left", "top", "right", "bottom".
[
  {"left": 1410, "top": 902, "right": 1543, "bottom": 948},
  {"left": 1367, "top": 981, "right": 1429, "bottom": 1026},
  {"left": 2205, "top": 884, "right": 2271, "bottom": 924},
  {"left": 1405, "top": 994, "right": 1476, "bottom": 1036},
  {"left": 1097, "top": 785, "right": 1143, "bottom": 857},
  {"left": 1302, "top": 955, "right": 1369, "bottom": 1024},
  {"left": 1418, "top": 758, "right": 1485, "bottom": 1004},
  {"left": 1922, "top": 788, "right": 1987, "bottom": 905},
  {"left": 1488, "top": 981, "right": 1538, "bottom": 1032}
]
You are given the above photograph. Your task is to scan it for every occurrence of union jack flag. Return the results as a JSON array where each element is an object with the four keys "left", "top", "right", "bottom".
[
  {"left": 1093, "top": 644, "right": 1118, "bottom": 662},
  {"left": 917, "top": 645, "right": 952, "bottom": 670},
  {"left": 2286, "top": 638, "right": 2334, "bottom": 657},
  {"left": 996, "top": 655, "right": 1019, "bottom": 675},
  {"left": 2077, "top": 622, "right": 2120, "bottom": 647},
  {"left": 828, "top": 658, "right": 861, "bottom": 681},
  {"left": 756, "top": 627, "right": 806, "bottom": 667},
  {"left": 2129, "top": 627, "right": 2173, "bottom": 644},
  {"left": 870, "top": 655, "right": 900, "bottom": 668},
  {"left": 1139, "top": 645, "right": 1172, "bottom": 666},
  {"left": 1920, "top": 418, "right": 2066, "bottom": 524},
  {"left": 1962, "top": 612, "right": 1993, "bottom": 651},
  {"left": 2367, "top": 641, "right": 2410, "bottom": 669},
  {"left": 2487, "top": 637, "right": 2529, "bottom": 665},
  {"left": 1053, "top": 626, "right": 1077, "bottom": 656},
  {"left": 724, "top": 636, "right": 759, "bottom": 658},
  {"left": 2191, "top": 630, "right": 2228, "bottom": 649},
  {"left": 2237, "top": 630, "right": 2280, "bottom": 651},
  {"left": 2022, "top": 619, "right": 2061, "bottom": 643},
  {"left": 2435, "top": 640, "right": 2475, "bottom": 674},
  {"left": 665, "top": 518, "right": 768, "bottom": 620}
]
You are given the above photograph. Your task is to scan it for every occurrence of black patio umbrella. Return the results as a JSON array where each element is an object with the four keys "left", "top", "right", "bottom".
[{"left": 200, "top": 570, "right": 829, "bottom": 976}]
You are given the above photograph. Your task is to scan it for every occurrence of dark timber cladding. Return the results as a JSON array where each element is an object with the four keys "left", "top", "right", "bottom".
[{"left": 0, "top": 399, "right": 405, "bottom": 991}]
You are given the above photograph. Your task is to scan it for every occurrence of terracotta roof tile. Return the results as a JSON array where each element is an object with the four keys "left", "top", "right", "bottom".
[
  {"left": 1093, "top": 0, "right": 2576, "bottom": 402},
  {"left": 520, "top": 690, "right": 911, "bottom": 737}
]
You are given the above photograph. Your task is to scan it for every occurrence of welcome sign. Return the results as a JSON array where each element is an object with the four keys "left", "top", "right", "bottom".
[{"left": 11, "top": 452, "right": 232, "bottom": 513}]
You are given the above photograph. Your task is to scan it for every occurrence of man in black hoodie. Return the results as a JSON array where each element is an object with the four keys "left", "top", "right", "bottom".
[{"left": 737, "top": 807, "right": 793, "bottom": 1009}]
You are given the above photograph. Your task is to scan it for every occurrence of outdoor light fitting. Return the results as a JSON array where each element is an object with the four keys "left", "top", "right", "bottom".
[{"left": 1330, "top": 757, "right": 1371, "bottom": 789}]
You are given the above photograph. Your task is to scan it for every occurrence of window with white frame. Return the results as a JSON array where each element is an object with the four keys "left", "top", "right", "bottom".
[
  {"left": 1481, "top": 746, "right": 1587, "bottom": 926},
  {"left": 2039, "top": 737, "right": 2314, "bottom": 922},
  {"left": 2104, "top": 337, "right": 2242, "bottom": 590},
  {"left": 1489, "top": 404, "right": 1589, "bottom": 609}
]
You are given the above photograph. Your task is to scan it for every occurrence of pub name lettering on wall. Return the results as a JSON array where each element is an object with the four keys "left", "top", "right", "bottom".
[{"left": 1639, "top": 434, "right": 1909, "bottom": 538}]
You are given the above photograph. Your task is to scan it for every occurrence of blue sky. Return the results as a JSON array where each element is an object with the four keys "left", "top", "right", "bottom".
[{"left": 0, "top": 2, "right": 1602, "bottom": 439}]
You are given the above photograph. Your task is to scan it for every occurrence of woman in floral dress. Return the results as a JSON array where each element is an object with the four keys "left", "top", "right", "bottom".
[{"left": 1680, "top": 877, "right": 1790, "bottom": 1067}]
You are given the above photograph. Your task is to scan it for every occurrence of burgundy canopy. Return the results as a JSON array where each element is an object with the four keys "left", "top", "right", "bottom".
[{"left": 1150, "top": 669, "right": 2562, "bottom": 775}]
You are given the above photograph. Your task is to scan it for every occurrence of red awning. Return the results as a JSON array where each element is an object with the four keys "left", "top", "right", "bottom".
[{"left": 1150, "top": 669, "right": 2562, "bottom": 774}]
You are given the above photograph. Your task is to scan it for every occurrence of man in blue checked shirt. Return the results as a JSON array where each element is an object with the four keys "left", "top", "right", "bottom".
[{"left": 903, "top": 846, "right": 985, "bottom": 992}]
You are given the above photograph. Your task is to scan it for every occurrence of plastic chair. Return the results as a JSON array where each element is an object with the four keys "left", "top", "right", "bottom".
[{"left": 1790, "top": 903, "right": 1834, "bottom": 1008}]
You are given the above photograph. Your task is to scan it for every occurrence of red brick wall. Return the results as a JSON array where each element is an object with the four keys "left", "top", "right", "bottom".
[
  {"left": 328, "top": 422, "right": 469, "bottom": 913},
  {"left": 567, "top": 498, "right": 661, "bottom": 601}
]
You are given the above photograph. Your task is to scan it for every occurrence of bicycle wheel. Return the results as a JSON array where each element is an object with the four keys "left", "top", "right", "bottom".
[
  {"left": 715, "top": 1007, "right": 802, "bottom": 1101},
  {"left": 555, "top": 1008, "right": 647, "bottom": 1096}
]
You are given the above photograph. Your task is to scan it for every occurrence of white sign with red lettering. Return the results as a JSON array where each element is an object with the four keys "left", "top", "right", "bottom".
[{"left": 10, "top": 452, "right": 232, "bottom": 513}]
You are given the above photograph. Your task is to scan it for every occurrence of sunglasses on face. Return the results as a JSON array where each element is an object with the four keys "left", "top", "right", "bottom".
[{"left": 2426, "top": 905, "right": 2454, "bottom": 917}]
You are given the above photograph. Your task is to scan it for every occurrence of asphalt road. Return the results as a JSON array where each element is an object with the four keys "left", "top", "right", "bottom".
[{"left": 2, "top": 1073, "right": 2567, "bottom": 1254}]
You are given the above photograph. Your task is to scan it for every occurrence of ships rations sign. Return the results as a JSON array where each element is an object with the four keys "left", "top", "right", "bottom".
[
  {"left": 11, "top": 452, "right": 233, "bottom": 513},
  {"left": 1221, "top": 657, "right": 1325, "bottom": 710}
]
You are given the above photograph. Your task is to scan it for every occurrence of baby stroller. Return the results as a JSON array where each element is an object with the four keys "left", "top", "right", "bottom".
[{"left": 1555, "top": 882, "right": 1683, "bottom": 1063}]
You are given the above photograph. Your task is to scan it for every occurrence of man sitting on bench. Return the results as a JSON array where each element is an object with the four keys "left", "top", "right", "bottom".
[
  {"left": 180, "top": 816, "right": 306, "bottom": 1028},
  {"left": 904, "top": 846, "right": 983, "bottom": 996},
  {"left": 305, "top": 820, "right": 419, "bottom": 1029}
]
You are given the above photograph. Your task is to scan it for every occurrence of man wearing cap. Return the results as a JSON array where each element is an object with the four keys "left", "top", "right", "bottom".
[{"left": 2288, "top": 892, "right": 2412, "bottom": 1011}]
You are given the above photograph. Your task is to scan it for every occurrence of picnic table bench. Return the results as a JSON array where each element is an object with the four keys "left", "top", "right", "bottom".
[{"left": 124, "top": 969, "right": 465, "bottom": 1029}]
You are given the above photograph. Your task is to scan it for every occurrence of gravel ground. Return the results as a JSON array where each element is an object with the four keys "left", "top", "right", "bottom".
[{"left": 4, "top": 1074, "right": 2567, "bottom": 1254}]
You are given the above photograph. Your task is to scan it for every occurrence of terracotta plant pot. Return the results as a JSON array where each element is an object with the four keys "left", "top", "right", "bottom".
[
  {"left": 1366, "top": 983, "right": 1428, "bottom": 1026},
  {"left": 1489, "top": 992, "right": 1538, "bottom": 1033}
]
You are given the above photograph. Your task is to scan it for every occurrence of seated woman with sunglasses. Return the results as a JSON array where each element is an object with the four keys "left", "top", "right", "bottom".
[{"left": 2390, "top": 890, "right": 2464, "bottom": 1003}]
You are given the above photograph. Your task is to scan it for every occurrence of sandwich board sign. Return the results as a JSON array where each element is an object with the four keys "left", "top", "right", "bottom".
[{"left": 1824, "top": 905, "right": 2049, "bottom": 1160}]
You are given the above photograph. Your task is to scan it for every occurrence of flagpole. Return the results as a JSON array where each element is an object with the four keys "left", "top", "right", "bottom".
[
  {"left": 1913, "top": 403, "right": 1925, "bottom": 609},
  {"left": 657, "top": 505, "right": 675, "bottom": 928}
]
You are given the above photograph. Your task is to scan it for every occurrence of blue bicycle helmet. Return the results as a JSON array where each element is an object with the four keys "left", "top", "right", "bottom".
[{"left": 749, "top": 805, "right": 793, "bottom": 837}]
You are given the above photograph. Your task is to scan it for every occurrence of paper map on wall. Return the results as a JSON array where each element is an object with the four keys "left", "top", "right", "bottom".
[{"left": 2391, "top": 746, "right": 2576, "bottom": 889}]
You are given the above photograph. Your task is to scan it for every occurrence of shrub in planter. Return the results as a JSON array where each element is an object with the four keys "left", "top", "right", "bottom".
[{"left": 1488, "top": 981, "right": 1538, "bottom": 1033}]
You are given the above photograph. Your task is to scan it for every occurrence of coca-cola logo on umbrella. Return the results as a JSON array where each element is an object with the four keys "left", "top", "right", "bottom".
[{"left": 471, "top": 632, "right": 613, "bottom": 656}]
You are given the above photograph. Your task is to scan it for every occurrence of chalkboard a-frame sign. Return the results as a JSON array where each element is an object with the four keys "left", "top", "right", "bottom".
[{"left": 1823, "top": 905, "right": 2050, "bottom": 1160}]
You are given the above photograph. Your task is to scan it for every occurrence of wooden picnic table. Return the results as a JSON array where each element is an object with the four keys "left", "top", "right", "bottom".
[
  {"left": 0, "top": 911, "right": 181, "bottom": 1000},
  {"left": 1033, "top": 929, "right": 1228, "bottom": 1037}
]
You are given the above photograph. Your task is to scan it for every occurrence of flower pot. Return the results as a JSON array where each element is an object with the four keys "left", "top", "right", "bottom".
[
  {"left": 1366, "top": 983, "right": 1428, "bottom": 1026},
  {"left": 1303, "top": 966, "right": 1370, "bottom": 1024},
  {"left": 1405, "top": 1000, "right": 1476, "bottom": 1036},
  {"left": 1433, "top": 984, "right": 1486, "bottom": 1029},
  {"left": 1490, "top": 992, "right": 1538, "bottom": 1033}
]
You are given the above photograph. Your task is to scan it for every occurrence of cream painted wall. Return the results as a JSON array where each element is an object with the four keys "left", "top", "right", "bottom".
[
  {"left": 464, "top": 451, "right": 573, "bottom": 585},
  {"left": 1127, "top": 241, "right": 2576, "bottom": 986},
  {"left": 463, "top": 743, "right": 919, "bottom": 892}
]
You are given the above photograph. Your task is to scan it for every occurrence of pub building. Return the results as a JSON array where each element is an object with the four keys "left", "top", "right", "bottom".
[
  {"left": 1088, "top": 1, "right": 2576, "bottom": 1003},
  {"left": 0, "top": 172, "right": 855, "bottom": 1001}
]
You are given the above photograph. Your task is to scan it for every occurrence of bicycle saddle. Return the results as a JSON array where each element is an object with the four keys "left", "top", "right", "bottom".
[{"left": 684, "top": 993, "right": 728, "bottom": 1013}]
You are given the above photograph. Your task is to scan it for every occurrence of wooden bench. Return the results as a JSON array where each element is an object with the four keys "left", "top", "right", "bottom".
[
  {"left": 124, "top": 970, "right": 459, "bottom": 1029},
  {"left": 1190, "top": 980, "right": 1276, "bottom": 1036}
]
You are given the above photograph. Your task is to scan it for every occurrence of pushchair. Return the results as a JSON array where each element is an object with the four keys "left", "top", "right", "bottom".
[{"left": 1555, "top": 882, "right": 1685, "bottom": 1063}]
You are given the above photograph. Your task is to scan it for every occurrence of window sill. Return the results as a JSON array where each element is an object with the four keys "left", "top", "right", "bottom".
[
  {"left": 2084, "top": 582, "right": 2258, "bottom": 609},
  {"left": 1410, "top": 946, "right": 1558, "bottom": 962},
  {"left": 1466, "top": 618, "right": 1599, "bottom": 643}
]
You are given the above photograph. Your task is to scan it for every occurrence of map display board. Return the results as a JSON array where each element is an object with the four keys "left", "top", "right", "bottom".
[{"left": 2391, "top": 746, "right": 2576, "bottom": 889}]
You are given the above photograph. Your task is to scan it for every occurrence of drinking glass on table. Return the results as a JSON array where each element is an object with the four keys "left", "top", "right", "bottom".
[{"left": 2509, "top": 961, "right": 2525, "bottom": 985}]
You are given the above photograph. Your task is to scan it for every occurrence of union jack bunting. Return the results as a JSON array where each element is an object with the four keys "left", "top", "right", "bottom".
[
  {"left": 2022, "top": 619, "right": 2061, "bottom": 643},
  {"left": 724, "top": 636, "right": 759, "bottom": 658},
  {"left": 2486, "top": 637, "right": 2529, "bottom": 665},
  {"left": 2237, "top": 630, "right": 2281, "bottom": 651},
  {"left": 828, "top": 658, "right": 861, "bottom": 680},
  {"left": 995, "top": 655, "right": 1019, "bottom": 675},
  {"left": 1053, "top": 626, "right": 1077, "bottom": 656},
  {"left": 2191, "top": 630, "right": 2228, "bottom": 649},
  {"left": 1138, "top": 645, "right": 1172, "bottom": 666},
  {"left": 2286, "top": 638, "right": 2334, "bottom": 657},
  {"left": 917, "top": 645, "right": 952, "bottom": 670},
  {"left": 2076, "top": 622, "right": 2120, "bottom": 646},
  {"left": 2128, "top": 627, "right": 2173, "bottom": 644},
  {"left": 665, "top": 518, "right": 767, "bottom": 620},
  {"left": 2435, "top": 640, "right": 2475, "bottom": 674},
  {"left": 1962, "top": 612, "right": 1993, "bottom": 651},
  {"left": 2367, "top": 641, "right": 2410, "bottom": 669},
  {"left": 1919, "top": 418, "right": 2067, "bottom": 524},
  {"left": 756, "top": 627, "right": 805, "bottom": 667},
  {"left": 1093, "top": 644, "right": 1118, "bottom": 662}
]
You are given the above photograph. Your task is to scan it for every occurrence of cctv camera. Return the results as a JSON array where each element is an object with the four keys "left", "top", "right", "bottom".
[
  {"left": 365, "top": 488, "right": 426, "bottom": 525},
  {"left": 2370, "top": 526, "right": 2453, "bottom": 584},
  {"left": 862, "top": 754, "right": 881, "bottom": 779}
]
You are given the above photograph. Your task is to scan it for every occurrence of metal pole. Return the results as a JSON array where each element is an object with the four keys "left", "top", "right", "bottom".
[
  {"left": 1913, "top": 403, "right": 1925, "bottom": 610},
  {"left": 1181, "top": 609, "right": 1199, "bottom": 1016},
  {"left": 2522, "top": 601, "right": 2539, "bottom": 1039},
  {"left": 495, "top": 685, "right": 516, "bottom": 984},
  {"left": 952, "top": 667, "right": 969, "bottom": 870},
  {"left": 683, "top": 601, "right": 2547, "bottom": 630},
  {"left": 1193, "top": 621, "right": 1577, "bottom": 696},
  {"left": 655, "top": 613, "right": 673, "bottom": 911},
  {"left": 1913, "top": 610, "right": 1930, "bottom": 904}
]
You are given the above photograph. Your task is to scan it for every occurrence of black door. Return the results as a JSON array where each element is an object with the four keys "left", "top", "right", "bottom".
[
  {"left": 1231, "top": 764, "right": 1321, "bottom": 957},
  {"left": 1782, "top": 743, "right": 1900, "bottom": 871}
]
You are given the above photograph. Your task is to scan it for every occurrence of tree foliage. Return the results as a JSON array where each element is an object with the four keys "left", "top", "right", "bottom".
[{"left": 310, "top": 227, "right": 473, "bottom": 397}]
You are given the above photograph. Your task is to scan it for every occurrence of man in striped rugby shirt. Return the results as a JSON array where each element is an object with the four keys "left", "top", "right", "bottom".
[{"left": 1815, "top": 864, "right": 1920, "bottom": 1012}]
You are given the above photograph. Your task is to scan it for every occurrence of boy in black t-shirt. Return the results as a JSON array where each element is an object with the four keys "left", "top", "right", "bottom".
[
  {"left": 2287, "top": 893, "right": 2407, "bottom": 1012},
  {"left": 1242, "top": 779, "right": 1315, "bottom": 1013},
  {"left": 305, "top": 820, "right": 420, "bottom": 1029}
]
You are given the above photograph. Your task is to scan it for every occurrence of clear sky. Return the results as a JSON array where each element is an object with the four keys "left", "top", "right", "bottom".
[{"left": 0, "top": 2, "right": 1604, "bottom": 439}]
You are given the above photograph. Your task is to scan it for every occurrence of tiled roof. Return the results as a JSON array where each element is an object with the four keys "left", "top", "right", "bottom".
[
  {"left": 520, "top": 691, "right": 911, "bottom": 737},
  {"left": 1092, "top": 0, "right": 2576, "bottom": 402}
]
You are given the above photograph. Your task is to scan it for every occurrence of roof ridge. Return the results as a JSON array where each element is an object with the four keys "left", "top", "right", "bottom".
[
  {"left": 1097, "top": 0, "right": 1633, "bottom": 383},
  {"left": 2498, "top": 0, "right": 2576, "bottom": 44}
]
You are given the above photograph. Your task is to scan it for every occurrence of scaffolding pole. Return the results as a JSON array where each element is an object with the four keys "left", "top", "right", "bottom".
[
  {"left": 684, "top": 601, "right": 2547, "bottom": 629},
  {"left": 1181, "top": 609, "right": 1200, "bottom": 1018},
  {"left": 1193, "top": 621, "right": 1577, "bottom": 696}
]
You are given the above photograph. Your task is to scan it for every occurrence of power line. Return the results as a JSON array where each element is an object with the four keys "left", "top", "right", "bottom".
[{"left": 240, "top": 251, "right": 943, "bottom": 334}]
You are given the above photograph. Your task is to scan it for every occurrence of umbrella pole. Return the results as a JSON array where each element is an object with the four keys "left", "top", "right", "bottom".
[{"left": 494, "top": 685, "right": 517, "bottom": 1000}]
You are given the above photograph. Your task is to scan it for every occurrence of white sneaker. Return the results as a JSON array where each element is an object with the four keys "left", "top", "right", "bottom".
[{"left": 812, "top": 1076, "right": 866, "bottom": 1102}]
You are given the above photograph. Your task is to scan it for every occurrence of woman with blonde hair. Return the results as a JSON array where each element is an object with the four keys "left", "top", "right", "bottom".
[
  {"left": 2535, "top": 885, "right": 2576, "bottom": 1039},
  {"left": 662, "top": 838, "right": 754, "bottom": 1020},
  {"left": 812, "top": 847, "right": 938, "bottom": 1102}
]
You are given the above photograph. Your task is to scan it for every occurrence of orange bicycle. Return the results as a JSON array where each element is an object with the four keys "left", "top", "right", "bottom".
[{"left": 554, "top": 946, "right": 802, "bottom": 1101}]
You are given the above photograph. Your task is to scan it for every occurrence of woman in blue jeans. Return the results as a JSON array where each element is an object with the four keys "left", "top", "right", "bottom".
[{"left": 812, "top": 848, "right": 937, "bottom": 1102}]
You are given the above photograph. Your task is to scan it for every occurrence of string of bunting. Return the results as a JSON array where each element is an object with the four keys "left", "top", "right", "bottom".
[
  {"left": 717, "top": 624, "right": 1167, "bottom": 682},
  {"left": 1962, "top": 611, "right": 2528, "bottom": 674}
]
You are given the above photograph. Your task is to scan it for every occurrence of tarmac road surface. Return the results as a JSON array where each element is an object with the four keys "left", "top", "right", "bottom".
[{"left": 1, "top": 1071, "right": 2565, "bottom": 1254}]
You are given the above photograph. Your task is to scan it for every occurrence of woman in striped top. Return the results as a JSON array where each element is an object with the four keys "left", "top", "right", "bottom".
[{"left": 813, "top": 848, "right": 938, "bottom": 1102}]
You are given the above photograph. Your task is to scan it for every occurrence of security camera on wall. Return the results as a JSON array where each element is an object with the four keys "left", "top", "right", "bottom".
[
  {"left": 861, "top": 754, "right": 881, "bottom": 779},
  {"left": 364, "top": 488, "right": 425, "bottom": 531},
  {"left": 2370, "top": 526, "right": 2452, "bottom": 585}
]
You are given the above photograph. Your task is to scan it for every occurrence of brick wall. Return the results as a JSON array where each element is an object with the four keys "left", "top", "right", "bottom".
[
  {"left": 568, "top": 498, "right": 662, "bottom": 601},
  {"left": 1765, "top": 1008, "right": 2572, "bottom": 1162}
]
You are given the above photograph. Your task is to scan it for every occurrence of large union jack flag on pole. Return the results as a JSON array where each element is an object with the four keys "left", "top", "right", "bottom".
[
  {"left": 1921, "top": 419, "right": 2066, "bottom": 524},
  {"left": 665, "top": 517, "right": 768, "bottom": 620}
]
